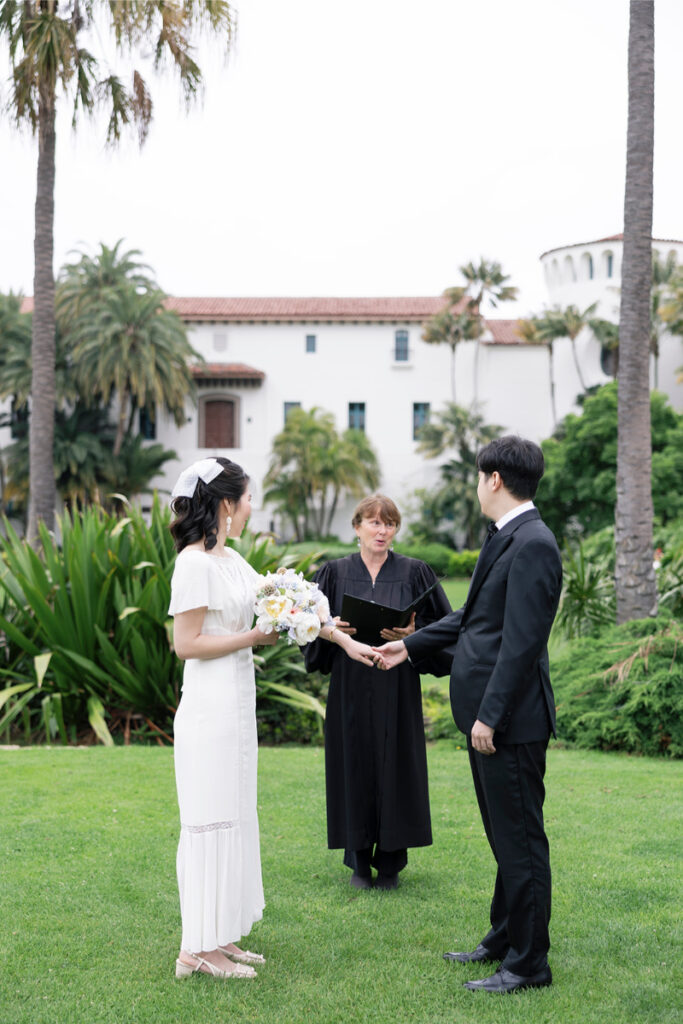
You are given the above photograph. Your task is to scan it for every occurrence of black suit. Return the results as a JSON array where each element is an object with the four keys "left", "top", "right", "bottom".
[{"left": 405, "top": 508, "right": 562, "bottom": 974}]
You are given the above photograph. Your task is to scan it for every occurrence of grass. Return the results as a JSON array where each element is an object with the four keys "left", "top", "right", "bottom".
[{"left": 1, "top": 744, "right": 681, "bottom": 1023}]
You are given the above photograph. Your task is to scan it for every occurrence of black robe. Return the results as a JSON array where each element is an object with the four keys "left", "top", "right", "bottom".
[{"left": 305, "top": 552, "right": 452, "bottom": 853}]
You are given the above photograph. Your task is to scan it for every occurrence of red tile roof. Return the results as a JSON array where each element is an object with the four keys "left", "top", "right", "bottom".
[
  {"left": 165, "top": 296, "right": 450, "bottom": 322},
  {"left": 191, "top": 362, "right": 265, "bottom": 380},
  {"left": 484, "top": 319, "right": 523, "bottom": 345},
  {"left": 18, "top": 295, "right": 522, "bottom": 341}
]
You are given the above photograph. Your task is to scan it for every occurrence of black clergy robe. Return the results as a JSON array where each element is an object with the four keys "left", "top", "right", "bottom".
[{"left": 305, "top": 552, "right": 452, "bottom": 854}]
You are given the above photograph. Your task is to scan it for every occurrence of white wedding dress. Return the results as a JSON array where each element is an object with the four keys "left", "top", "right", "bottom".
[{"left": 169, "top": 547, "right": 265, "bottom": 953}]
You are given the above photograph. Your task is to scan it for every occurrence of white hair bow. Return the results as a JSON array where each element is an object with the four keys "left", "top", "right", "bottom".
[{"left": 171, "top": 458, "right": 224, "bottom": 498}]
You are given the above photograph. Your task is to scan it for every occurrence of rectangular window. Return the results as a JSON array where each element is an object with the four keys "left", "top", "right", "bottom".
[
  {"left": 348, "top": 402, "right": 365, "bottom": 432},
  {"left": 284, "top": 401, "right": 301, "bottom": 423},
  {"left": 305, "top": 334, "right": 316, "bottom": 353},
  {"left": 394, "top": 329, "right": 409, "bottom": 361},
  {"left": 413, "top": 402, "right": 430, "bottom": 440},
  {"left": 139, "top": 405, "right": 156, "bottom": 440}
]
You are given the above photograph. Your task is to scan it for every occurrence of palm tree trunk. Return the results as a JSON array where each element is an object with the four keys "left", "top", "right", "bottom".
[
  {"left": 27, "top": 86, "right": 57, "bottom": 544},
  {"left": 569, "top": 337, "right": 587, "bottom": 392},
  {"left": 547, "top": 344, "right": 558, "bottom": 427},
  {"left": 615, "top": 0, "right": 657, "bottom": 623},
  {"left": 113, "top": 390, "right": 129, "bottom": 457},
  {"left": 450, "top": 343, "right": 457, "bottom": 403}
]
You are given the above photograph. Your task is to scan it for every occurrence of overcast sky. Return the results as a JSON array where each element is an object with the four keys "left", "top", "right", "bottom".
[{"left": 1, "top": 0, "right": 682, "bottom": 317}]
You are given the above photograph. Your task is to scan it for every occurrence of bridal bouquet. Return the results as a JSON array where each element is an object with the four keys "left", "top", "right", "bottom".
[{"left": 254, "top": 567, "right": 331, "bottom": 646}]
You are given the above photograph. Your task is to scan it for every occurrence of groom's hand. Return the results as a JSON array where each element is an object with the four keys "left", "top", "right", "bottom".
[
  {"left": 371, "top": 640, "right": 407, "bottom": 670},
  {"left": 471, "top": 719, "right": 496, "bottom": 755}
]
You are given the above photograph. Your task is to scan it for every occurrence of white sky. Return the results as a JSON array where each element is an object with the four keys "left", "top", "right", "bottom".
[{"left": 1, "top": 0, "right": 682, "bottom": 318}]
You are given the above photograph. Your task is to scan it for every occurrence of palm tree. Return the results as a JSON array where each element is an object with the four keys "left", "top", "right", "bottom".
[
  {"left": 57, "top": 240, "right": 157, "bottom": 324},
  {"left": 615, "top": 0, "right": 657, "bottom": 622},
  {"left": 264, "top": 408, "right": 381, "bottom": 540},
  {"left": 0, "top": 1, "right": 235, "bottom": 543},
  {"left": 421, "top": 305, "right": 482, "bottom": 403},
  {"left": 516, "top": 316, "right": 559, "bottom": 427},
  {"left": 537, "top": 304, "right": 598, "bottom": 394},
  {"left": 450, "top": 260, "right": 518, "bottom": 402},
  {"left": 68, "top": 284, "right": 198, "bottom": 456},
  {"left": 416, "top": 403, "right": 501, "bottom": 548},
  {"left": 649, "top": 251, "right": 677, "bottom": 389}
]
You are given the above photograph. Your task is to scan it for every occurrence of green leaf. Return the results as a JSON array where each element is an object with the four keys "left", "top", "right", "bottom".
[
  {"left": 87, "top": 695, "right": 114, "bottom": 747},
  {"left": 34, "top": 652, "right": 53, "bottom": 688}
]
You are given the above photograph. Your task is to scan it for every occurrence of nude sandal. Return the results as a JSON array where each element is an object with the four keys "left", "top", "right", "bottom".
[
  {"left": 175, "top": 954, "right": 256, "bottom": 979},
  {"left": 218, "top": 945, "right": 266, "bottom": 965}
]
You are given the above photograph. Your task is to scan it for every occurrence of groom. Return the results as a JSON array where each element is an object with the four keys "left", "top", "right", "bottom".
[{"left": 374, "top": 436, "right": 562, "bottom": 993}]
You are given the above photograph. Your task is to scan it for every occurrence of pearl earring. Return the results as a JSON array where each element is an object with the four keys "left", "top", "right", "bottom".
[
  {"left": 356, "top": 537, "right": 361, "bottom": 547},
  {"left": 226, "top": 515, "right": 232, "bottom": 535}
]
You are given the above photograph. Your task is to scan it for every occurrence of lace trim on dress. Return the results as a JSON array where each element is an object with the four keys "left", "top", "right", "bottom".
[{"left": 181, "top": 819, "right": 239, "bottom": 834}]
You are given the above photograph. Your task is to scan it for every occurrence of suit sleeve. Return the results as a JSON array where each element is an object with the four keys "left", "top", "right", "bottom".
[
  {"left": 404, "top": 606, "right": 464, "bottom": 662},
  {"left": 477, "top": 536, "right": 562, "bottom": 732}
]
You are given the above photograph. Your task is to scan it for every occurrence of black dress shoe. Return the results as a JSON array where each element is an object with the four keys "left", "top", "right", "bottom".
[
  {"left": 443, "top": 943, "right": 498, "bottom": 964},
  {"left": 463, "top": 965, "right": 552, "bottom": 993},
  {"left": 349, "top": 872, "right": 372, "bottom": 889},
  {"left": 374, "top": 873, "right": 399, "bottom": 890}
]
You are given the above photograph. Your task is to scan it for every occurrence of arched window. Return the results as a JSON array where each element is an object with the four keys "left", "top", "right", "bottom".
[
  {"left": 604, "top": 251, "right": 614, "bottom": 278},
  {"left": 199, "top": 396, "right": 237, "bottom": 448},
  {"left": 550, "top": 259, "right": 560, "bottom": 285},
  {"left": 579, "top": 253, "right": 593, "bottom": 280},
  {"left": 562, "top": 255, "right": 576, "bottom": 283}
]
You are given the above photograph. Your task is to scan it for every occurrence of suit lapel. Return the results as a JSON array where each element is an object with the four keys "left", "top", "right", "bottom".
[{"left": 464, "top": 509, "right": 541, "bottom": 611}]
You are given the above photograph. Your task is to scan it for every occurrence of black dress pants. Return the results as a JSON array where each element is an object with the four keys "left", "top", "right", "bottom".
[
  {"left": 343, "top": 846, "right": 408, "bottom": 877},
  {"left": 467, "top": 738, "right": 551, "bottom": 975}
]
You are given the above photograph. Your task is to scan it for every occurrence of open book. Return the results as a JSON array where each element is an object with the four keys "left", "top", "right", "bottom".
[{"left": 340, "top": 577, "right": 445, "bottom": 644}]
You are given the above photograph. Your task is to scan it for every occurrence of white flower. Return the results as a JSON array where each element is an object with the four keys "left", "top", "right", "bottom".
[{"left": 293, "top": 612, "right": 321, "bottom": 646}]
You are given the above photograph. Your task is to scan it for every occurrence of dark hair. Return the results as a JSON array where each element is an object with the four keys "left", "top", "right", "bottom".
[
  {"left": 351, "top": 494, "right": 402, "bottom": 531},
  {"left": 476, "top": 436, "right": 544, "bottom": 500},
  {"left": 170, "top": 457, "right": 249, "bottom": 553}
]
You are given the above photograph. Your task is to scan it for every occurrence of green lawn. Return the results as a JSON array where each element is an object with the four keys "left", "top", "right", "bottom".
[{"left": 1, "top": 744, "right": 680, "bottom": 1023}]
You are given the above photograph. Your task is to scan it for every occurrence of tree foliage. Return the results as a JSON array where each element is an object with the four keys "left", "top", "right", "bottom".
[
  {"left": 409, "top": 403, "right": 501, "bottom": 549},
  {"left": 537, "top": 382, "right": 683, "bottom": 543},
  {"left": 264, "top": 407, "right": 381, "bottom": 541}
]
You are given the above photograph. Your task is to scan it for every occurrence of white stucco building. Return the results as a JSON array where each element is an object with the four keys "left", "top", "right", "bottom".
[{"left": 4, "top": 235, "right": 682, "bottom": 539}]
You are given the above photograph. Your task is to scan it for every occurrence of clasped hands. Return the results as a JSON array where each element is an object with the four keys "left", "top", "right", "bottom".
[{"left": 332, "top": 614, "right": 416, "bottom": 669}]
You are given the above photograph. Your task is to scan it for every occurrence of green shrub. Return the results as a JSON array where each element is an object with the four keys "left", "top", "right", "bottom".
[
  {"left": 551, "top": 615, "right": 682, "bottom": 757},
  {"left": 0, "top": 502, "right": 324, "bottom": 745},
  {"left": 421, "top": 685, "right": 460, "bottom": 741},
  {"left": 448, "top": 549, "right": 479, "bottom": 576},
  {"left": 393, "top": 541, "right": 454, "bottom": 576}
]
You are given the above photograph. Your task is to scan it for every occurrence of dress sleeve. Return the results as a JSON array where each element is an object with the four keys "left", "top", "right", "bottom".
[
  {"left": 303, "top": 561, "right": 338, "bottom": 675},
  {"left": 168, "top": 551, "right": 223, "bottom": 616}
]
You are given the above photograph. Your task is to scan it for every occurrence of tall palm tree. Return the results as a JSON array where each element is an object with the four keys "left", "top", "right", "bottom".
[
  {"left": 416, "top": 402, "right": 502, "bottom": 548},
  {"left": 421, "top": 305, "right": 482, "bottom": 403},
  {"left": 0, "top": 1, "right": 235, "bottom": 543},
  {"left": 68, "top": 285, "right": 198, "bottom": 456},
  {"left": 537, "top": 303, "right": 598, "bottom": 394},
  {"left": 615, "top": 0, "right": 657, "bottom": 622},
  {"left": 516, "top": 316, "right": 559, "bottom": 428},
  {"left": 449, "top": 260, "right": 518, "bottom": 402}
]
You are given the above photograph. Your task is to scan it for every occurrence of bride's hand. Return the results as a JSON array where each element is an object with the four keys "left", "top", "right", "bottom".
[
  {"left": 337, "top": 635, "right": 376, "bottom": 667},
  {"left": 251, "top": 627, "right": 278, "bottom": 647}
]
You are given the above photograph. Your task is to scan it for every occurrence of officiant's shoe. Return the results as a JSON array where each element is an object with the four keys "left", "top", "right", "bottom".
[
  {"left": 463, "top": 965, "right": 552, "bottom": 993},
  {"left": 443, "top": 944, "right": 498, "bottom": 964},
  {"left": 375, "top": 873, "right": 399, "bottom": 890},
  {"left": 350, "top": 872, "right": 372, "bottom": 889}
]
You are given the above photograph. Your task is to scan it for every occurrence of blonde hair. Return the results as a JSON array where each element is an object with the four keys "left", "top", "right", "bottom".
[{"left": 351, "top": 494, "right": 401, "bottom": 531}]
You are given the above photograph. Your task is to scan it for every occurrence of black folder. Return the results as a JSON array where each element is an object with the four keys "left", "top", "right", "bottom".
[{"left": 340, "top": 577, "right": 444, "bottom": 643}]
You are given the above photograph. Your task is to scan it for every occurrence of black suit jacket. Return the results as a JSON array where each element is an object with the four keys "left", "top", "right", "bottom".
[{"left": 405, "top": 509, "right": 562, "bottom": 744}]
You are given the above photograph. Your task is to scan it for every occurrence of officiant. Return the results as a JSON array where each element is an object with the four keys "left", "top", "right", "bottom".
[{"left": 304, "top": 494, "right": 451, "bottom": 890}]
